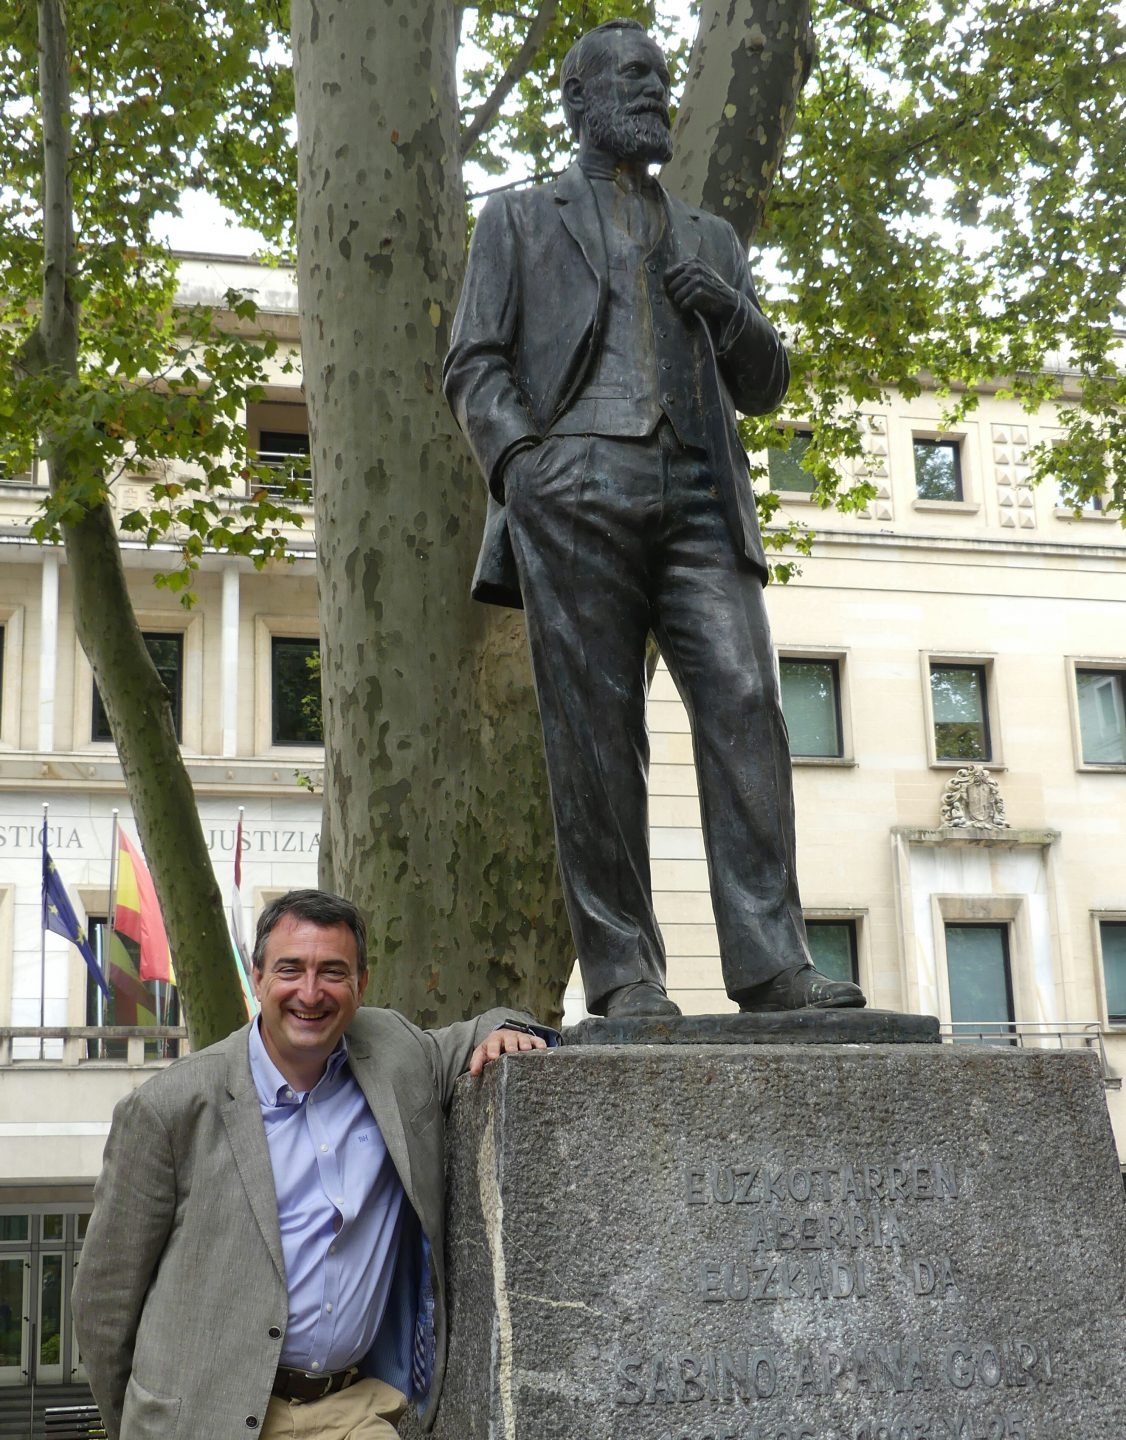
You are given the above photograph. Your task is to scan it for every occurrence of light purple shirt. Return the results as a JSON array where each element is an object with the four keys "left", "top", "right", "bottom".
[{"left": 248, "top": 1020, "right": 407, "bottom": 1373}]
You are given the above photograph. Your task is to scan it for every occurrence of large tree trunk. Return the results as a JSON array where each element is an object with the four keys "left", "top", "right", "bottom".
[
  {"left": 291, "top": 0, "right": 568, "bottom": 1026},
  {"left": 663, "top": 0, "right": 813, "bottom": 241},
  {"left": 29, "top": 0, "right": 245, "bottom": 1050},
  {"left": 64, "top": 506, "right": 247, "bottom": 1047}
]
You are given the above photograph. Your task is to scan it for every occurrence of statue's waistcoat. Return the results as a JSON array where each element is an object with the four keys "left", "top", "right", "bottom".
[{"left": 549, "top": 186, "right": 707, "bottom": 452}]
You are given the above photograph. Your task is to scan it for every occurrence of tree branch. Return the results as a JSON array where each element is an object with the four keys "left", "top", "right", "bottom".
[
  {"left": 459, "top": 0, "right": 560, "bottom": 158},
  {"left": 467, "top": 164, "right": 565, "bottom": 200},
  {"left": 36, "top": 0, "right": 78, "bottom": 370},
  {"left": 839, "top": 0, "right": 898, "bottom": 25}
]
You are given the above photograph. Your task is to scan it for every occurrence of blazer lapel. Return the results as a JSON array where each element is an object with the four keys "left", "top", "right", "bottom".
[
  {"left": 221, "top": 1044, "right": 286, "bottom": 1284},
  {"left": 347, "top": 1030, "right": 416, "bottom": 1207},
  {"left": 555, "top": 163, "right": 608, "bottom": 297},
  {"left": 553, "top": 165, "right": 610, "bottom": 424}
]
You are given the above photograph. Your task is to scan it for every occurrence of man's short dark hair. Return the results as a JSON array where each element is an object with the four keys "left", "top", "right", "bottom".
[
  {"left": 560, "top": 18, "right": 648, "bottom": 139},
  {"left": 252, "top": 889, "right": 368, "bottom": 974}
]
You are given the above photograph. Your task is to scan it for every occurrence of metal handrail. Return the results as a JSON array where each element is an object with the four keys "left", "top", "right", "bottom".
[
  {"left": 253, "top": 448, "right": 311, "bottom": 489},
  {"left": 939, "top": 1019, "right": 1117, "bottom": 1080}
]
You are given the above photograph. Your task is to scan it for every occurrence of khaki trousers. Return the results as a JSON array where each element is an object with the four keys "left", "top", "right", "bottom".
[{"left": 261, "top": 1378, "right": 407, "bottom": 1439}]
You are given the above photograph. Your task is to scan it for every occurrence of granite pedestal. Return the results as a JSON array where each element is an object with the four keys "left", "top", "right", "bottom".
[{"left": 435, "top": 1031, "right": 1125, "bottom": 1440}]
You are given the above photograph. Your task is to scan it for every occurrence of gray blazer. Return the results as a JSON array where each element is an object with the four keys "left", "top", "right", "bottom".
[
  {"left": 444, "top": 163, "right": 790, "bottom": 608},
  {"left": 72, "top": 1006, "right": 523, "bottom": 1439}
]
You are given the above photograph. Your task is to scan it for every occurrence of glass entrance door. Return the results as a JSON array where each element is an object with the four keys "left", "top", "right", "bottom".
[{"left": 0, "top": 1255, "right": 28, "bottom": 1385}]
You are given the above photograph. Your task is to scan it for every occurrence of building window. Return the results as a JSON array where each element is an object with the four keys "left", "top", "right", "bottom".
[
  {"left": 248, "top": 396, "right": 311, "bottom": 499},
  {"left": 1056, "top": 480, "right": 1104, "bottom": 514},
  {"left": 945, "top": 922, "right": 1015, "bottom": 1043},
  {"left": 272, "top": 637, "right": 323, "bottom": 745},
  {"left": 1100, "top": 921, "right": 1126, "bottom": 1025},
  {"left": 914, "top": 438, "right": 963, "bottom": 501},
  {"left": 0, "top": 623, "right": 4, "bottom": 732},
  {"left": 1075, "top": 669, "right": 1126, "bottom": 764},
  {"left": 0, "top": 454, "right": 43, "bottom": 487},
  {"left": 806, "top": 919, "right": 859, "bottom": 985},
  {"left": 768, "top": 430, "right": 814, "bottom": 494},
  {"left": 780, "top": 657, "right": 842, "bottom": 758},
  {"left": 92, "top": 632, "right": 183, "bottom": 742},
  {"left": 930, "top": 662, "right": 991, "bottom": 762}
]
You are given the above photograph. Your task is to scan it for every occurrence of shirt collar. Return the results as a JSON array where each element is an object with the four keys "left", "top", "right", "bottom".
[{"left": 247, "top": 1017, "right": 350, "bottom": 1108}]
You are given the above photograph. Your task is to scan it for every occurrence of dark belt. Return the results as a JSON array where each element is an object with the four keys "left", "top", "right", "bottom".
[{"left": 272, "top": 1364, "right": 359, "bottom": 1403}]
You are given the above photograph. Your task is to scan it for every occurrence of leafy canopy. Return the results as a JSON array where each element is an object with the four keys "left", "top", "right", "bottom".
[
  {"left": 746, "top": 0, "right": 1125, "bottom": 528},
  {"left": 0, "top": 0, "right": 301, "bottom": 596}
]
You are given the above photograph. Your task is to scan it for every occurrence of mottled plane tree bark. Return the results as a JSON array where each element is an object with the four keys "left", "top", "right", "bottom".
[{"left": 661, "top": 0, "right": 813, "bottom": 239}]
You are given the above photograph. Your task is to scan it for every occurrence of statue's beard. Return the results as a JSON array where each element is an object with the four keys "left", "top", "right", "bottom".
[{"left": 584, "top": 97, "right": 673, "bottom": 164}]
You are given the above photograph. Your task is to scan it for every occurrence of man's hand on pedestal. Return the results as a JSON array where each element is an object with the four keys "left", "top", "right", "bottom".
[{"left": 469, "top": 1026, "right": 549, "bottom": 1076}]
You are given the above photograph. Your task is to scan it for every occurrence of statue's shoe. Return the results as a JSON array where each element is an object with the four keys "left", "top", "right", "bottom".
[
  {"left": 738, "top": 963, "right": 866, "bottom": 1013},
  {"left": 602, "top": 981, "right": 682, "bottom": 1019}
]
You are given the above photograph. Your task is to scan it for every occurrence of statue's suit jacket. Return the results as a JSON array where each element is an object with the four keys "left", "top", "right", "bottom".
[
  {"left": 72, "top": 1006, "right": 522, "bottom": 1440},
  {"left": 443, "top": 163, "right": 790, "bottom": 608}
]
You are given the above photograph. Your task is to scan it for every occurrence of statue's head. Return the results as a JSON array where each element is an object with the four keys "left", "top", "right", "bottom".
[{"left": 560, "top": 19, "right": 673, "bottom": 164}]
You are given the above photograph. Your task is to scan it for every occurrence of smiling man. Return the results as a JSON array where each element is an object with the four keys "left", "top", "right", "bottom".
[{"left": 73, "top": 889, "right": 551, "bottom": 1440}]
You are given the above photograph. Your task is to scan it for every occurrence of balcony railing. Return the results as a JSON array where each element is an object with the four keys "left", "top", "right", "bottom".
[
  {"left": 253, "top": 448, "right": 311, "bottom": 500},
  {"left": 939, "top": 1019, "right": 1119, "bottom": 1084},
  {"left": 0, "top": 1026, "right": 188, "bottom": 1066}
]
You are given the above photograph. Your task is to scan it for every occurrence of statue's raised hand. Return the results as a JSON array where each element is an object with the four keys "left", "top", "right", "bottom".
[{"left": 664, "top": 257, "right": 740, "bottom": 326}]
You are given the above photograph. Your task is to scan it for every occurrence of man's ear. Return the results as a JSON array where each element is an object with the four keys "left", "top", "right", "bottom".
[{"left": 563, "top": 74, "right": 585, "bottom": 117}]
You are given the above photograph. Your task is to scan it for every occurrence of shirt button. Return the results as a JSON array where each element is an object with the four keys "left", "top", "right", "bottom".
[
  {"left": 329, "top": 1245, "right": 337, "bottom": 1254},
  {"left": 661, "top": 360, "right": 671, "bottom": 370},
  {"left": 325, "top": 1303, "right": 333, "bottom": 1313},
  {"left": 335, "top": 1197, "right": 343, "bottom": 1206},
  {"left": 311, "top": 1362, "right": 321, "bottom": 1372},
  {"left": 664, "top": 394, "right": 675, "bottom": 405},
  {"left": 284, "top": 1090, "right": 294, "bottom": 1100},
  {"left": 320, "top": 1144, "right": 329, "bottom": 1154}
]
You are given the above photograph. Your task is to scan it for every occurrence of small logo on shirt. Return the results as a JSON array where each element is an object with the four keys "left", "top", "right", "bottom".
[{"left": 356, "top": 1132, "right": 370, "bottom": 1143}]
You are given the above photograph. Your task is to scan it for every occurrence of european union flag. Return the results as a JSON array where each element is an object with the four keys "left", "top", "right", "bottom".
[{"left": 42, "top": 830, "right": 110, "bottom": 998}]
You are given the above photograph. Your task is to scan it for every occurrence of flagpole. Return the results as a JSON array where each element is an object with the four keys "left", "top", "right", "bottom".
[
  {"left": 39, "top": 802, "right": 48, "bottom": 1059},
  {"left": 107, "top": 809, "right": 120, "bottom": 933},
  {"left": 97, "top": 812, "right": 118, "bottom": 1036},
  {"left": 104, "top": 810, "right": 119, "bottom": 1059}
]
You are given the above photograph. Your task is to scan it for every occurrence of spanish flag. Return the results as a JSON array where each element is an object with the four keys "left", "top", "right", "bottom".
[{"left": 114, "top": 829, "right": 174, "bottom": 983}]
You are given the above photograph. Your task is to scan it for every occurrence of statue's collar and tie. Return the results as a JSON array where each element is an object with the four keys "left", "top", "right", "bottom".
[
  {"left": 579, "top": 155, "right": 658, "bottom": 196},
  {"left": 579, "top": 156, "right": 663, "bottom": 246}
]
